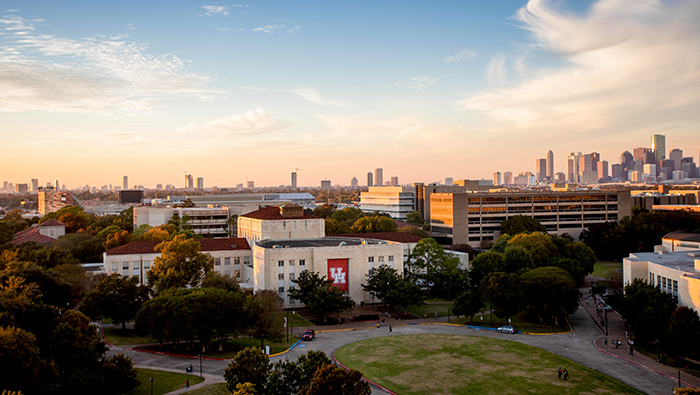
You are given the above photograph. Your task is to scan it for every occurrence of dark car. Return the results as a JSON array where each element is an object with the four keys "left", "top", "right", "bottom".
[{"left": 303, "top": 329, "right": 315, "bottom": 341}]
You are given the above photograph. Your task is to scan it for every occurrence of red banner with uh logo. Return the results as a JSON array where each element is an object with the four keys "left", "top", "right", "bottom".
[{"left": 327, "top": 259, "right": 348, "bottom": 292}]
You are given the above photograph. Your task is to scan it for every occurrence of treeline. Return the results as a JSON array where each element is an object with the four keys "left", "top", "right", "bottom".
[
  {"left": 311, "top": 205, "right": 429, "bottom": 237},
  {"left": 581, "top": 208, "right": 700, "bottom": 261}
]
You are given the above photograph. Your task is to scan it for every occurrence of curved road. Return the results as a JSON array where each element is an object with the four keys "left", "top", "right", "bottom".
[{"left": 108, "top": 305, "right": 683, "bottom": 395}]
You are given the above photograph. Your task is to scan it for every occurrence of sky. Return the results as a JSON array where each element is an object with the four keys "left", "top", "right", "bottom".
[{"left": 1, "top": 0, "right": 700, "bottom": 189}]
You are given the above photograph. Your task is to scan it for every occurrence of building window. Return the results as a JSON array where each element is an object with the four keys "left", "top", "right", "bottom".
[
  {"left": 388, "top": 255, "right": 394, "bottom": 263},
  {"left": 244, "top": 256, "right": 250, "bottom": 265},
  {"left": 225, "top": 257, "right": 231, "bottom": 266},
  {"left": 234, "top": 257, "right": 240, "bottom": 265},
  {"left": 122, "top": 262, "right": 129, "bottom": 270},
  {"left": 278, "top": 287, "right": 285, "bottom": 293},
  {"left": 649, "top": 273, "right": 654, "bottom": 284},
  {"left": 111, "top": 262, "right": 118, "bottom": 273},
  {"left": 235, "top": 270, "right": 240, "bottom": 278},
  {"left": 133, "top": 261, "right": 140, "bottom": 270},
  {"left": 290, "top": 273, "right": 295, "bottom": 280},
  {"left": 144, "top": 261, "right": 150, "bottom": 270},
  {"left": 299, "top": 259, "right": 305, "bottom": 267},
  {"left": 378, "top": 256, "right": 384, "bottom": 263},
  {"left": 289, "top": 260, "right": 295, "bottom": 266},
  {"left": 289, "top": 298, "right": 296, "bottom": 305},
  {"left": 368, "top": 257, "right": 374, "bottom": 263},
  {"left": 278, "top": 273, "right": 284, "bottom": 280},
  {"left": 215, "top": 258, "right": 221, "bottom": 266},
  {"left": 278, "top": 261, "right": 284, "bottom": 267},
  {"left": 225, "top": 269, "right": 231, "bottom": 276}
]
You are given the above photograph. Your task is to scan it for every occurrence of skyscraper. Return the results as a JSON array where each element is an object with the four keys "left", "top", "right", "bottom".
[
  {"left": 620, "top": 151, "right": 634, "bottom": 170},
  {"left": 321, "top": 180, "right": 331, "bottom": 190},
  {"left": 597, "top": 160, "right": 609, "bottom": 180},
  {"left": 367, "top": 172, "right": 373, "bottom": 187},
  {"left": 546, "top": 150, "right": 554, "bottom": 180},
  {"left": 351, "top": 177, "right": 358, "bottom": 188},
  {"left": 535, "top": 159, "right": 547, "bottom": 183},
  {"left": 374, "top": 168, "right": 383, "bottom": 187},
  {"left": 503, "top": 171, "right": 513, "bottom": 185},
  {"left": 390, "top": 176, "right": 399, "bottom": 186},
  {"left": 185, "top": 174, "right": 193, "bottom": 188},
  {"left": 567, "top": 152, "right": 581, "bottom": 183},
  {"left": 54, "top": 179, "right": 59, "bottom": 190},
  {"left": 493, "top": 172, "right": 502, "bottom": 186},
  {"left": 123, "top": 176, "right": 128, "bottom": 190},
  {"left": 669, "top": 149, "right": 683, "bottom": 170},
  {"left": 291, "top": 172, "right": 297, "bottom": 188},
  {"left": 31, "top": 178, "right": 38, "bottom": 192},
  {"left": 196, "top": 177, "right": 204, "bottom": 189},
  {"left": 445, "top": 177, "right": 453, "bottom": 186},
  {"left": 651, "top": 134, "right": 666, "bottom": 163}
]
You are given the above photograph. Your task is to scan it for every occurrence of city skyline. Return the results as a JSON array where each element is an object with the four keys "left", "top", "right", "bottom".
[{"left": 2, "top": 0, "right": 700, "bottom": 188}]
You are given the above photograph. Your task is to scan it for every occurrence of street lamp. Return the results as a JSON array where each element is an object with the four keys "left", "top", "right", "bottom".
[
  {"left": 199, "top": 354, "right": 203, "bottom": 378},
  {"left": 149, "top": 377, "right": 154, "bottom": 395}
]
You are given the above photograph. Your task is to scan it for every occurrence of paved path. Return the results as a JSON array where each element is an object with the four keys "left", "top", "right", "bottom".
[{"left": 107, "top": 293, "right": 691, "bottom": 395}]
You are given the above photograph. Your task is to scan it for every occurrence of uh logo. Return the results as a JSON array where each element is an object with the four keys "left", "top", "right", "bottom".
[{"left": 330, "top": 267, "right": 347, "bottom": 285}]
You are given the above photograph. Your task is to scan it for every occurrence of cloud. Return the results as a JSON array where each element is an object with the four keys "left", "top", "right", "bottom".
[
  {"left": 442, "top": 48, "right": 477, "bottom": 63},
  {"left": 199, "top": 5, "right": 242, "bottom": 16},
  {"left": 176, "top": 108, "right": 290, "bottom": 137},
  {"left": 289, "top": 87, "right": 346, "bottom": 107},
  {"left": 395, "top": 76, "right": 439, "bottom": 89},
  {"left": 0, "top": 15, "right": 216, "bottom": 115},
  {"left": 126, "top": 23, "right": 136, "bottom": 30},
  {"left": 253, "top": 24, "right": 284, "bottom": 34},
  {"left": 60, "top": 130, "right": 150, "bottom": 148},
  {"left": 460, "top": 0, "right": 700, "bottom": 138}
]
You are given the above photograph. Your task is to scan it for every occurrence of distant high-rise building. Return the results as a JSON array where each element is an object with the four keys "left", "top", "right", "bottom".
[
  {"left": 590, "top": 152, "right": 600, "bottom": 173},
  {"left": 554, "top": 172, "right": 566, "bottom": 182},
  {"left": 567, "top": 152, "right": 581, "bottom": 183},
  {"left": 54, "top": 179, "right": 59, "bottom": 190},
  {"left": 351, "top": 177, "right": 358, "bottom": 188},
  {"left": 669, "top": 149, "right": 683, "bottom": 171},
  {"left": 184, "top": 174, "right": 193, "bottom": 188},
  {"left": 503, "top": 171, "right": 513, "bottom": 185},
  {"left": 374, "top": 168, "right": 383, "bottom": 187},
  {"left": 493, "top": 172, "right": 502, "bottom": 186},
  {"left": 321, "top": 180, "right": 331, "bottom": 190},
  {"left": 620, "top": 151, "right": 634, "bottom": 170},
  {"left": 123, "top": 176, "right": 128, "bottom": 190},
  {"left": 247, "top": 181, "right": 255, "bottom": 189},
  {"left": 30, "top": 178, "right": 38, "bottom": 192},
  {"left": 156, "top": 184, "right": 163, "bottom": 190},
  {"left": 291, "top": 172, "right": 297, "bottom": 188},
  {"left": 196, "top": 177, "right": 204, "bottom": 189},
  {"left": 445, "top": 177, "right": 453, "bottom": 186},
  {"left": 390, "top": 176, "right": 399, "bottom": 186},
  {"left": 367, "top": 172, "right": 373, "bottom": 187},
  {"left": 546, "top": 150, "right": 554, "bottom": 180},
  {"left": 14, "top": 183, "right": 28, "bottom": 193},
  {"left": 651, "top": 134, "right": 666, "bottom": 163},
  {"left": 536, "top": 159, "right": 547, "bottom": 182},
  {"left": 597, "top": 160, "right": 609, "bottom": 180},
  {"left": 611, "top": 164, "right": 624, "bottom": 179}
]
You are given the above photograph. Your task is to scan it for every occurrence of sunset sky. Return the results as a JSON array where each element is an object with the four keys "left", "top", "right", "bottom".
[{"left": 2, "top": 0, "right": 699, "bottom": 189}]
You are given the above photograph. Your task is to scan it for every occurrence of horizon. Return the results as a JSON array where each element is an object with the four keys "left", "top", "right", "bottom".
[{"left": 2, "top": 0, "right": 700, "bottom": 188}]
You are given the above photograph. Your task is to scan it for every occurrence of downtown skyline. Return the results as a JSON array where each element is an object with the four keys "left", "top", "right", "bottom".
[{"left": 2, "top": 0, "right": 700, "bottom": 188}]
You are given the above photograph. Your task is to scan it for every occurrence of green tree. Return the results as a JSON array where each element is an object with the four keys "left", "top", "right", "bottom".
[
  {"left": 300, "top": 364, "right": 371, "bottom": 395},
  {"left": 508, "top": 232, "right": 559, "bottom": 265},
  {"left": 500, "top": 215, "right": 546, "bottom": 235},
  {"left": 103, "top": 230, "right": 132, "bottom": 250},
  {"left": 147, "top": 235, "right": 214, "bottom": 292},
  {"left": 324, "top": 219, "right": 351, "bottom": 235},
  {"left": 564, "top": 242, "right": 597, "bottom": 277},
  {"left": 233, "top": 383, "right": 258, "bottom": 395},
  {"left": 80, "top": 274, "right": 150, "bottom": 330},
  {"left": 503, "top": 245, "right": 534, "bottom": 273},
  {"left": 452, "top": 288, "right": 484, "bottom": 323},
  {"left": 481, "top": 272, "right": 525, "bottom": 319},
  {"left": 0, "top": 325, "right": 51, "bottom": 393},
  {"left": 249, "top": 290, "right": 283, "bottom": 349},
  {"left": 350, "top": 216, "right": 397, "bottom": 233},
  {"left": 0, "top": 261, "right": 72, "bottom": 309},
  {"left": 288, "top": 271, "right": 354, "bottom": 322},
  {"left": 405, "top": 211, "right": 425, "bottom": 227},
  {"left": 0, "top": 221, "right": 15, "bottom": 244},
  {"left": 227, "top": 214, "right": 239, "bottom": 237},
  {"left": 521, "top": 267, "right": 578, "bottom": 324},
  {"left": 99, "top": 354, "right": 140, "bottom": 394},
  {"left": 201, "top": 271, "right": 240, "bottom": 292},
  {"left": 312, "top": 204, "right": 337, "bottom": 219},
  {"left": 667, "top": 306, "right": 700, "bottom": 359},
  {"left": 621, "top": 279, "right": 677, "bottom": 342},
  {"left": 268, "top": 350, "right": 333, "bottom": 395},
  {"left": 362, "top": 264, "right": 423, "bottom": 309},
  {"left": 468, "top": 251, "right": 506, "bottom": 288},
  {"left": 224, "top": 347, "right": 271, "bottom": 394}
]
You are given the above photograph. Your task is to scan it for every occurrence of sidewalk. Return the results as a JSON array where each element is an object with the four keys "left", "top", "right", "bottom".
[
  {"left": 133, "top": 364, "right": 225, "bottom": 395},
  {"left": 578, "top": 288, "right": 700, "bottom": 389}
]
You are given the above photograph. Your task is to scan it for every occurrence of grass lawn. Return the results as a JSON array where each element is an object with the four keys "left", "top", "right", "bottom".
[
  {"left": 135, "top": 335, "right": 300, "bottom": 358},
  {"left": 453, "top": 311, "right": 571, "bottom": 334},
  {"left": 126, "top": 368, "right": 204, "bottom": 395},
  {"left": 103, "top": 327, "right": 155, "bottom": 346},
  {"left": 592, "top": 261, "right": 622, "bottom": 278},
  {"left": 406, "top": 302, "right": 454, "bottom": 318},
  {"left": 634, "top": 343, "right": 700, "bottom": 379},
  {"left": 187, "top": 383, "right": 230, "bottom": 395},
  {"left": 275, "top": 311, "right": 312, "bottom": 327},
  {"left": 335, "top": 334, "right": 643, "bottom": 395}
]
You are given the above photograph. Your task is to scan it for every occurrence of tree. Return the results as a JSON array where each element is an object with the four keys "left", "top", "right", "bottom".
[
  {"left": 667, "top": 306, "right": 700, "bottom": 359},
  {"left": 350, "top": 216, "right": 397, "bottom": 233},
  {"left": 452, "top": 288, "right": 484, "bottom": 323},
  {"left": 288, "top": 271, "right": 354, "bottom": 322},
  {"left": 503, "top": 245, "right": 534, "bottom": 274},
  {"left": 405, "top": 211, "right": 425, "bottom": 227},
  {"left": 300, "top": 364, "right": 371, "bottom": 395},
  {"left": 480, "top": 272, "right": 525, "bottom": 319},
  {"left": 521, "top": 267, "right": 578, "bottom": 324},
  {"left": 99, "top": 354, "right": 140, "bottom": 394},
  {"left": 621, "top": 279, "right": 676, "bottom": 342},
  {"left": 174, "top": 198, "right": 197, "bottom": 208},
  {"left": 324, "top": 219, "right": 351, "bottom": 235},
  {"left": 397, "top": 226, "right": 430, "bottom": 238},
  {"left": 0, "top": 221, "right": 15, "bottom": 244},
  {"left": 312, "top": 204, "right": 336, "bottom": 219},
  {"left": 507, "top": 232, "right": 559, "bottom": 265},
  {"left": 500, "top": 215, "right": 545, "bottom": 235},
  {"left": 564, "top": 242, "right": 596, "bottom": 277},
  {"left": 103, "top": 230, "right": 132, "bottom": 250},
  {"left": 249, "top": 290, "right": 283, "bottom": 349},
  {"left": 147, "top": 235, "right": 214, "bottom": 292},
  {"left": 268, "top": 349, "right": 333, "bottom": 394},
  {"left": 201, "top": 271, "right": 240, "bottom": 292},
  {"left": 233, "top": 383, "right": 258, "bottom": 395},
  {"left": 0, "top": 325, "right": 51, "bottom": 393},
  {"left": 80, "top": 274, "right": 150, "bottom": 330},
  {"left": 224, "top": 347, "right": 271, "bottom": 394},
  {"left": 227, "top": 214, "right": 239, "bottom": 237},
  {"left": 406, "top": 238, "right": 450, "bottom": 297},
  {"left": 468, "top": 252, "right": 505, "bottom": 288},
  {"left": 362, "top": 264, "right": 422, "bottom": 309},
  {"left": 0, "top": 261, "right": 72, "bottom": 308}
]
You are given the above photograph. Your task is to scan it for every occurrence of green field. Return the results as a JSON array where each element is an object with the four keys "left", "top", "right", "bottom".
[
  {"left": 126, "top": 368, "right": 205, "bottom": 395},
  {"left": 187, "top": 383, "right": 230, "bottom": 395},
  {"left": 335, "top": 334, "right": 643, "bottom": 395},
  {"left": 103, "top": 327, "right": 155, "bottom": 346},
  {"left": 454, "top": 311, "right": 571, "bottom": 334},
  {"left": 592, "top": 261, "right": 622, "bottom": 278},
  {"left": 135, "top": 335, "right": 300, "bottom": 358}
]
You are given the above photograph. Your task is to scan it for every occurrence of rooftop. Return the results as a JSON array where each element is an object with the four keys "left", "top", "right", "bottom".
[
  {"left": 663, "top": 232, "right": 700, "bottom": 242},
  {"left": 628, "top": 251, "right": 700, "bottom": 278},
  {"left": 336, "top": 232, "right": 424, "bottom": 244},
  {"left": 241, "top": 205, "right": 318, "bottom": 221},
  {"left": 105, "top": 238, "right": 250, "bottom": 256},
  {"left": 256, "top": 237, "right": 391, "bottom": 249}
]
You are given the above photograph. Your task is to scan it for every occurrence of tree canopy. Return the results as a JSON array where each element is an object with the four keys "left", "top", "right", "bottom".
[
  {"left": 147, "top": 235, "right": 214, "bottom": 292},
  {"left": 500, "top": 215, "right": 546, "bottom": 235}
]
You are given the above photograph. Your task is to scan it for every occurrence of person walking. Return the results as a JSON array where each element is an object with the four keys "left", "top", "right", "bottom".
[
  {"left": 563, "top": 369, "right": 569, "bottom": 381},
  {"left": 558, "top": 367, "right": 562, "bottom": 379},
  {"left": 376, "top": 322, "right": 380, "bottom": 330},
  {"left": 186, "top": 379, "right": 190, "bottom": 391},
  {"left": 389, "top": 325, "right": 392, "bottom": 333},
  {"left": 604, "top": 338, "right": 608, "bottom": 346}
]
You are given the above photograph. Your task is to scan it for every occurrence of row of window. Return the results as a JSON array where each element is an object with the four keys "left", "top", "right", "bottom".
[
  {"left": 650, "top": 273, "right": 679, "bottom": 302},
  {"left": 112, "top": 260, "right": 151, "bottom": 276},
  {"left": 278, "top": 259, "right": 306, "bottom": 267},
  {"left": 214, "top": 257, "right": 250, "bottom": 266}
]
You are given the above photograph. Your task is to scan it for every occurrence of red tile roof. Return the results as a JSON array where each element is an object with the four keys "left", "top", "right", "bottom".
[
  {"left": 105, "top": 238, "right": 251, "bottom": 256},
  {"left": 336, "top": 232, "right": 425, "bottom": 243},
  {"left": 241, "top": 206, "right": 318, "bottom": 221},
  {"left": 39, "top": 219, "right": 65, "bottom": 227},
  {"left": 11, "top": 227, "right": 56, "bottom": 245},
  {"left": 395, "top": 220, "right": 418, "bottom": 229}
]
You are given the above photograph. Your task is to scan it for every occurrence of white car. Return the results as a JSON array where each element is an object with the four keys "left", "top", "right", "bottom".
[{"left": 497, "top": 325, "right": 516, "bottom": 334}]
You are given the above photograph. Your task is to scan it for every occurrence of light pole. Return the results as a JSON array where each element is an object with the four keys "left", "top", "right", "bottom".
[
  {"left": 149, "top": 377, "right": 154, "bottom": 395},
  {"left": 285, "top": 311, "right": 289, "bottom": 342},
  {"left": 199, "top": 354, "right": 202, "bottom": 378}
]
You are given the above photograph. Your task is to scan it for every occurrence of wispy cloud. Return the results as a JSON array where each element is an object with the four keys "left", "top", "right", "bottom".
[
  {"left": 253, "top": 24, "right": 284, "bottom": 34},
  {"left": 289, "top": 87, "right": 346, "bottom": 107},
  {"left": 60, "top": 130, "right": 150, "bottom": 148},
  {"left": 0, "top": 15, "right": 217, "bottom": 115},
  {"left": 442, "top": 48, "right": 477, "bottom": 63},
  {"left": 395, "top": 76, "right": 439, "bottom": 89},
  {"left": 461, "top": 0, "right": 700, "bottom": 137},
  {"left": 486, "top": 56, "right": 508, "bottom": 85},
  {"left": 199, "top": 5, "right": 242, "bottom": 17},
  {"left": 176, "top": 108, "right": 290, "bottom": 137},
  {"left": 126, "top": 23, "right": 136, "bottom": 30}
]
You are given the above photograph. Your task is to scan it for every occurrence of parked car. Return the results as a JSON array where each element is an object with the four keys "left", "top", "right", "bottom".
[
  {"left": 303, "top": 329, "right": 315, "bottom": 341},
  {"left": 497, "top": 325, "right": 516, "bottom": 334}
]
